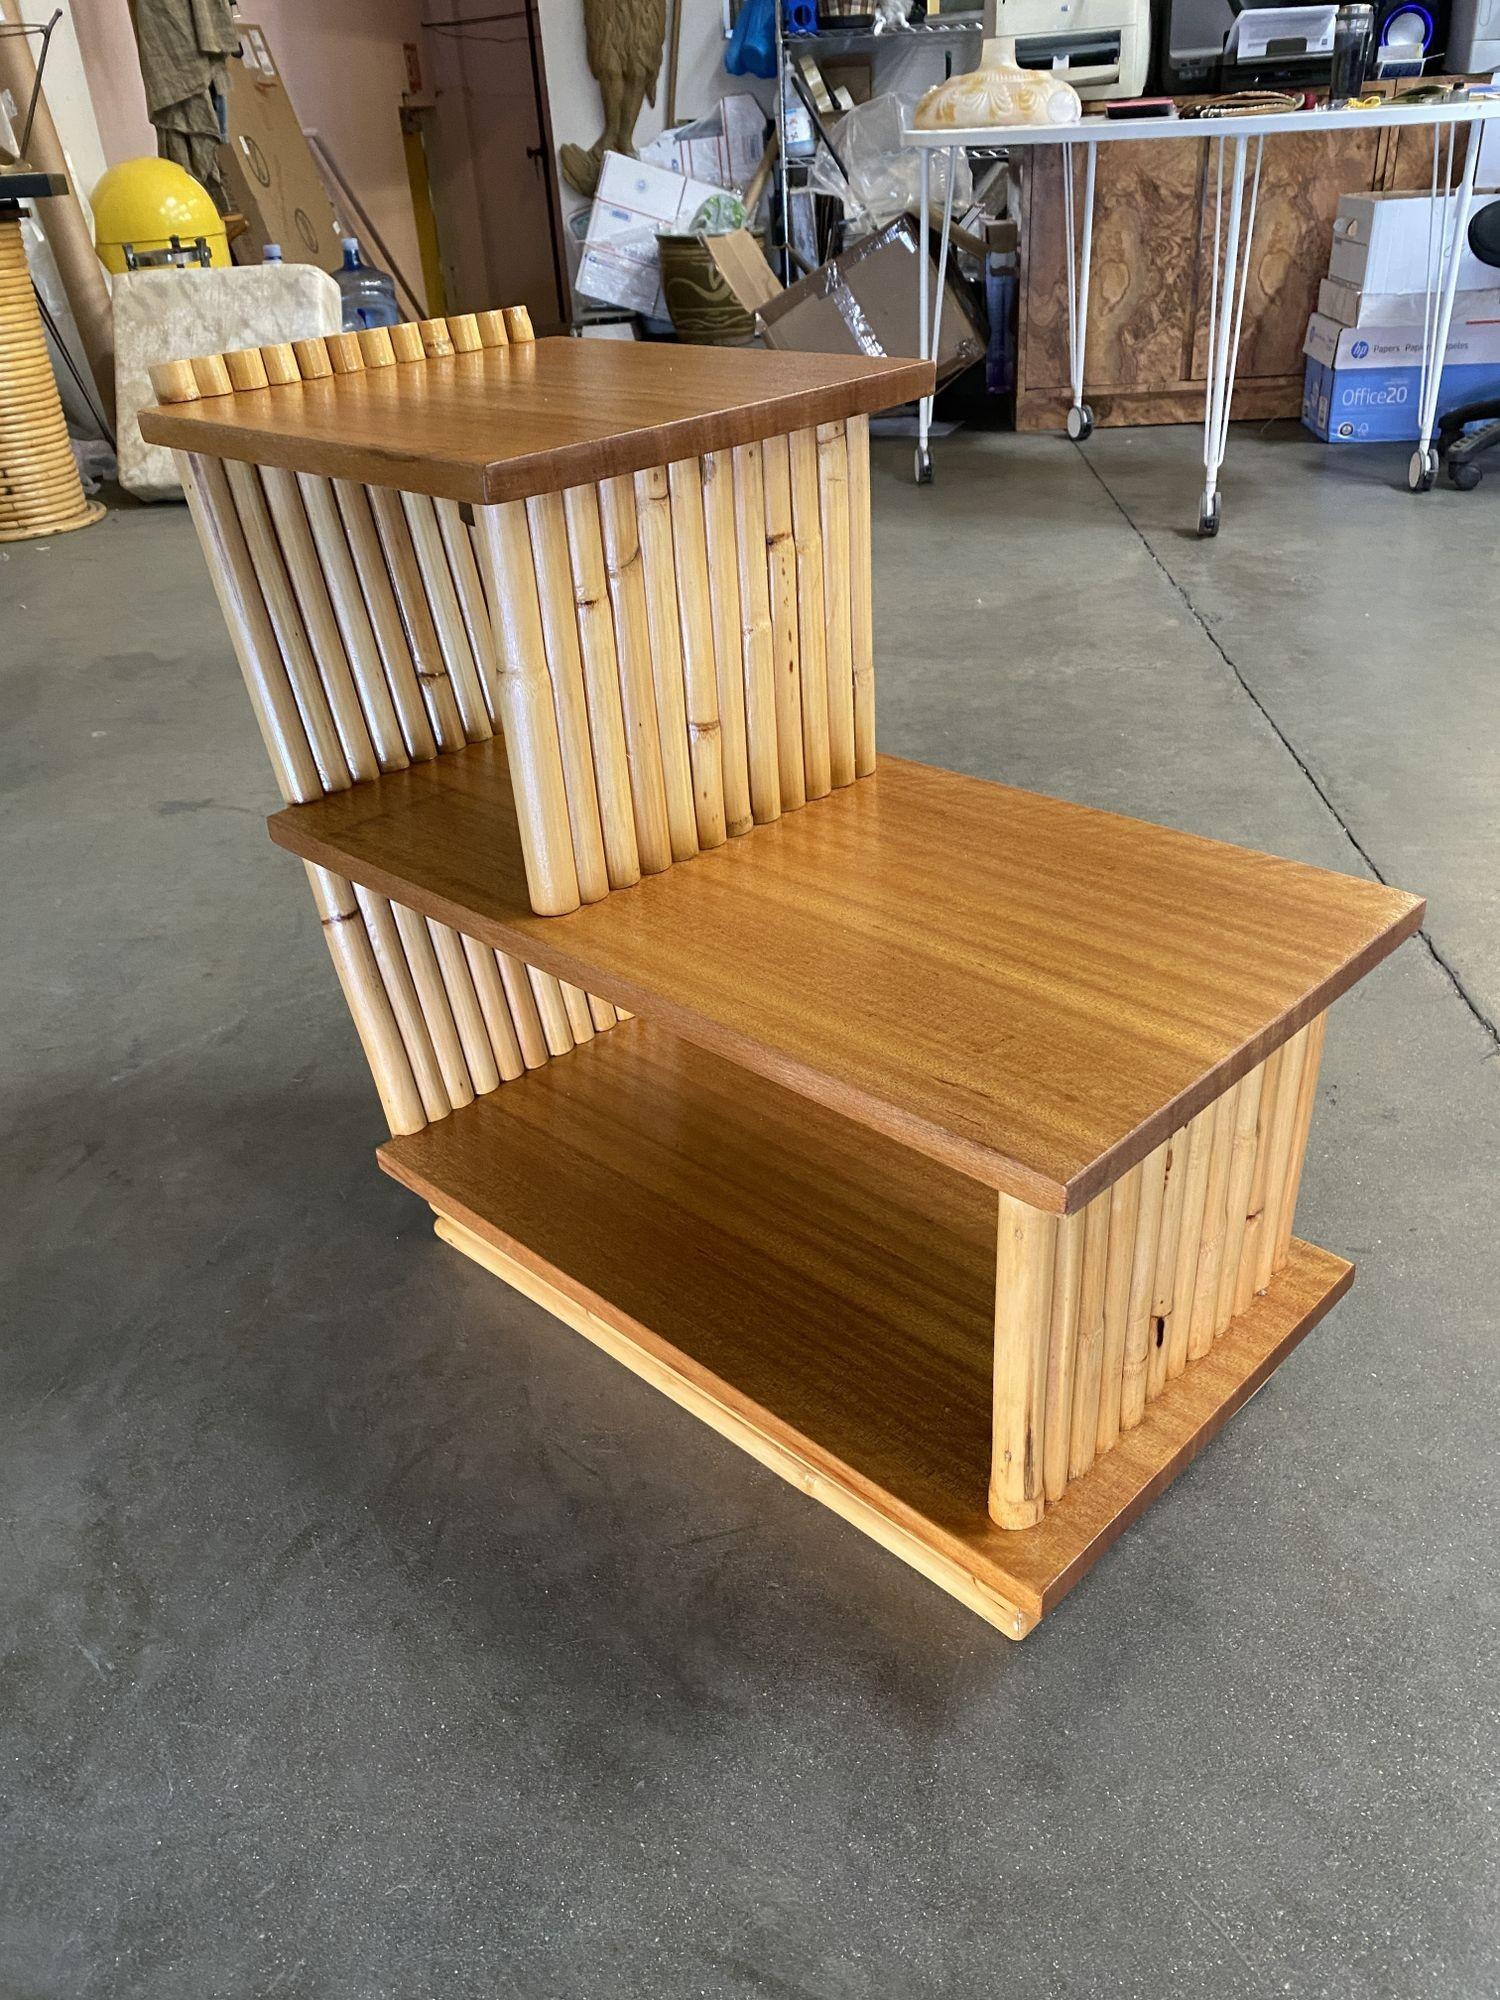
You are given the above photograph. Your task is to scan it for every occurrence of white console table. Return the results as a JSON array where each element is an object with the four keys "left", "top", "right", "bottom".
[{"left": 909, "top": 97, "right": 1500, "bottom": 532}]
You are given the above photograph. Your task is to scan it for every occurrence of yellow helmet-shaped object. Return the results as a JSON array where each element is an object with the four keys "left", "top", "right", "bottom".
[{"left": 92, "top": 157, "right": 229, "bottom": 274}]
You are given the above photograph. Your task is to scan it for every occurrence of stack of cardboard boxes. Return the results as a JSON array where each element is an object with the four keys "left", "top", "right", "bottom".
[{"left": 1302, "top": 188, "right": 1500, "bottom": 443}]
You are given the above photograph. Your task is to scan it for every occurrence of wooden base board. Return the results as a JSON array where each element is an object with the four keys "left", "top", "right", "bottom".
[
  {"left": 381, "top": 1023, "right": 1354, "bottom": 1637},
  {"left": 434, "top": 1213, "right": 1350, "bottom": 1638}
]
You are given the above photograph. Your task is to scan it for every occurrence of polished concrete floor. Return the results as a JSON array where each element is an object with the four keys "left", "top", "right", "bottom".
[{"left": 3, "top": 423, "right": 1496, "bottom": 1999}]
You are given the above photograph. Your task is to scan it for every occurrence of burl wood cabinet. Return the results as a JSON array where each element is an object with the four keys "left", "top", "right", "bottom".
[{"left": 1016, "top": 119, "right": 1444, "bottom": 429}]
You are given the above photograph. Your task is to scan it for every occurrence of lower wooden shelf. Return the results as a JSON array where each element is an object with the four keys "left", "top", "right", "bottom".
[{"left": 378, "top": 1020, "right": 1353, "bottom": 1638}]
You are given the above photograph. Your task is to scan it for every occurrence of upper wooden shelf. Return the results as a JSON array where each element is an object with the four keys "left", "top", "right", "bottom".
[
  {"left": 269, "top": 744, "right": 1422, "bottom": 1211},
  {"left": 137, "top": 340, "right": 934, "bottom": 503}
]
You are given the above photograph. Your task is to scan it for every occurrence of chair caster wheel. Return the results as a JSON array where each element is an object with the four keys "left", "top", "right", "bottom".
[
  {"left": 915, "top": 445, "right": 934, "bottom": 485},
  {"left": 1066, "top": 404, "right": 1094, "bottom": 442},
  {"left": 1408, "top": 447, "right": 1437, "bottom": 492},
  {"left": 1448, "top": 458, "right": 1482, "bottom": 491},
  {"left": 1197, "top": 493, "right": 1220, "bottom": 538}
]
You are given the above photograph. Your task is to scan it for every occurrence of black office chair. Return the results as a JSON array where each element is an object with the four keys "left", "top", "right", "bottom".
[{"left": 1436, "top": 196, "right": 1500, "bottom": 492}]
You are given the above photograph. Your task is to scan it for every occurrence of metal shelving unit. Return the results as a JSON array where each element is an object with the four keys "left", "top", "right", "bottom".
[{"left": 771, "top": 5, "right": 984, "bottom": 277}]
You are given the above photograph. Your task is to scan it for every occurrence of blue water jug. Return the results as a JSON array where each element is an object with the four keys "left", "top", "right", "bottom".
[{"left": 332, "top": 236, "right": 400, "bottom": 331}]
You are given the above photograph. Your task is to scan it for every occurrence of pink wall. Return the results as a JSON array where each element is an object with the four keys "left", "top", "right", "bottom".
[{"left": 73, "top": 0, "right": 424, "bottom": 301}]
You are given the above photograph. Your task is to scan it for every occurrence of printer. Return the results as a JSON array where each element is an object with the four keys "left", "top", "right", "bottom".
[{"left": 990, "top": 0, "right": 1152, "bottom": 99}]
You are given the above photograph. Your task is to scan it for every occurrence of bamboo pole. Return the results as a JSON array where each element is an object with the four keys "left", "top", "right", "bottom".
[
  {"left": 148, "top": 355, "right": 201, "bottom": 397},
  {"left": 587, "top": 993, "right": 619, "bottom": 1032},
  {"left": 467, "top": 944, "right": 532, "bottom": 1094},
  {"left": 176, "top": 452, "right": 321, "bottom": 803},
  {"left": 447, "top": 312, "right": 483, "bottom": 353},
  {"left": 526, "top": 490, "right": 611, "bottom": 903},
  {"left": 560, "top": 981, "right": 597, "bottom": 1044},
  {"left": 357, "top": 327, "right": 397, "bottom": 369},
  {"left": 631, "top": 465, "right": 699, "bottom": 862},
  {"left": 560, "top": 484, "right": 641, "bottom": 890},
  {"left": 391, "top": 901, "right": 475, "bottom": 1108},
  {"left": 699, "top": 451, "right": 754, "bottom": 838},
  {"left": 399, "top": 490, "right": 494, "bottom": 742},
  {"left": 259, "top": 465, "right": 380, "bottom": 783},
  {"left": 305, "top": 864, "right": 425, "bottom": 1135},
  {"left": 291, "top": 336, "right": 333, "bottom": 381},
  {"left": 1187, "top": 1086, "right": 1238, "bottom": 1361},
  {"left": 596, "top": 475, "right": 674, "bottom": 874},
  {"left": 1273, "top": 1012, "right": 1327, "bottom": 1268},
  {"left": 326, "top": 331, "right": 365, "bottom": 375},
  {"left": 1095, "top": 1164, "right": 1142, "bottom": 1456},
  {"left": 1256, "top": 1026, "right": 1310, "bottom": 1293},
  {"left": 527, "top": 965, "right": 576, "bottom": 1057},
  {"left": 1042, "top": 1205, "right": 1086, "bottom": 1504},
  {"left": 1147, "top": 1123, "right": 1190, "bottom": 1405},
  {"left": 259, "top": 343, "right": 301, "bottom": 386},
  {"left": 1215, "top": 1063, "right": 1266, "bottom": 1337},
  {"left": 496, "top": 952, "right": 550, "bottom": 1068},
  {"left": 846, "top": 413, "right": 876, "bottom": 777},
  {"left": 760, "top": 433, "right": 806, "bottom": 813},
  {"left": 420, "top": 317, "right": 455, "bottom": 359},
  {"left": 222, "top": 459, "right": 353, "bottom": 793},
  {"left": 1068, "top": 1190, "right": 1112, "bottom": 1481},
  {"left": 390, "top": 322, "right": 426, "bottom": 364},
  {"left": 730, "top": 444, "right": 781, "bottom": 825},
  {"left": 473, "top": 500, "right": 585, "bottom": 916},
  {"left": 665, "top": 459, "right": 728, "bottom": 851},
  {"left": 366, "top": 485, "right": 467, "bottom": 752},
  {"left": 295, "top": 474, "right": 410, "bottom": 771},
  {"left": 788, "top": 428, "right": 831, "bottom": 801},
  {"left": 427, "top": 919, "right": 501, "bottom": 1095},
  {"left": 1120, "top": 1141, "right": 1169, "bottom": 1432},
  {"left": 503, "top": 306, "right": 535, "bottom": 342},
  {"left": 332, "top": 478, "right": 439, "bottom": 762},
  {"left": 991, "top": 1195, "right": 1058, "bottom": 1531},
  {"left": 354, "top": 885, "right": 452, "bottom": 1123},
  {"left": 223, "top": 345, "right": 269, "bottom": 392},
  {"left": 817, "top": 421, "right": 857, "bottom": 788},
  {"left": 189, "top": 353, "right": 235, "bottom": 399},
  {"left": 1235, "top": 1043, "right": 1284, "bottom": 1315},
  {"left": 1166, "top": 1105, "right": 1214, "bottom": 1382},
  {"left": 434, "top": 496, "right": 499, "bottom": 724},
  {"left": 475, "top": 310, "right": 511, "bottom": 349}
]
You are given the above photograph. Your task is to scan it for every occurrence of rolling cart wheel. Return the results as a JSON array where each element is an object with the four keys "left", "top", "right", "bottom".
[
  {"left": 1448, "top": 458, "right": 1482, "bottom": 491},
  {"left": 914, "top": 444, "right": 934, "bottom": 486},
  {"left": 1197, "top": 493, "right": 1220, "bottom": 538},
  {"left": 1407, "top": 447, "right": 1437, "bottom": 493},
  {"left": 1066, "top": 404, "right": 1094, "bottom": 442}
]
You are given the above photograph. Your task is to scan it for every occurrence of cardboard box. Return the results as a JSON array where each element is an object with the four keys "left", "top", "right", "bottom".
[
  {"left": 575, "top": 153, "right": 729, "bottom": 320},
  {"left": 638, "top": 94, "right": 768, "bottom": 191},
  {"left": 1327, "top": 191, "right": 1491, "bottom": 294},
  {"left": 1301, "top": 307, "right": 1500, "bottom": 440},
  {"left": 698, "top": 228, "right": 782, "bottom": 316},
  {"left": 1318, "top": 274, "right": 1500, "bottom": 328},
  {"left": 758, "top": 218, "right": 984, "bottom": 384},
  {"left": 219, "top": 24, "right": 341, "bottom": 268}
]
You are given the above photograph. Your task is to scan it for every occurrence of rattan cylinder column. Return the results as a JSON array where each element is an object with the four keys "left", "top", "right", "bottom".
[{"left": 0, "top": 210, "right": 102, "bottom": 543}]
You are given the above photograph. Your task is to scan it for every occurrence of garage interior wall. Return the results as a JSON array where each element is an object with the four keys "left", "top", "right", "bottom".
[{"left": 70, "top": 0, "right": 426, "bottom": 303}]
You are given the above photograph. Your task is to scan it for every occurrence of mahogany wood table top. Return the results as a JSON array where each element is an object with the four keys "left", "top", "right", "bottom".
[
  {"left": 271, "top": 745, "right": 1423, "bottom": 1211},
  {"left": 138, "top": 340, "right": 935, "bottom": 502}
]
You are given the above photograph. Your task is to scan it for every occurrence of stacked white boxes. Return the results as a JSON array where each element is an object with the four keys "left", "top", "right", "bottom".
[{"left": 1302, "top": 188, "right": 1500, "bottom": 441}]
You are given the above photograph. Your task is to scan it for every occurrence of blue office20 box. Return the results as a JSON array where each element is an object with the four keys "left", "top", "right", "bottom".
[{"left": 1301, "top": 309, "right": 1500, "bottom": 443}]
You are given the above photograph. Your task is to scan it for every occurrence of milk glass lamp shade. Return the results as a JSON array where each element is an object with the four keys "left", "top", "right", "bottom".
[{"left": 913, "top": 35, "right": 1083, "bottom": 128}]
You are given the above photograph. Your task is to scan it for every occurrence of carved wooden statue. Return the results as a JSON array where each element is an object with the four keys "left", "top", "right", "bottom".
[{"left": 559, "top": 0, "right": 668, "bottom": 199}]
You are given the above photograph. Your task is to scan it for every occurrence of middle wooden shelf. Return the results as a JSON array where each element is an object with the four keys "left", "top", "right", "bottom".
[{"left": 271, "top": 737, "right": 1422, "bottom": 1213}]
